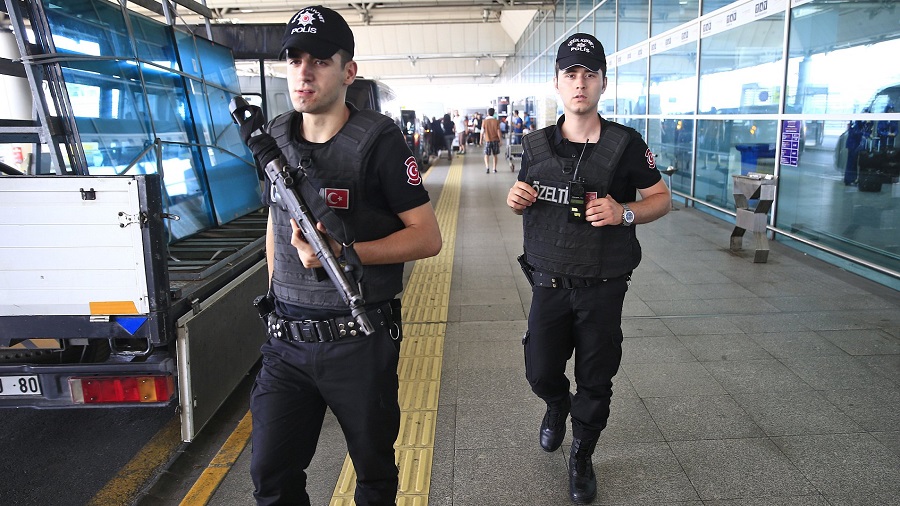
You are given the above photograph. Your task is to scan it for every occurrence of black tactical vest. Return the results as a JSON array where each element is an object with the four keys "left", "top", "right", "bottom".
[
  {"left": 266, "top": 106, "right": 405, "bottom": 309},
  {"left": 521, "top": 123, "right": 641, "bottom": 279}
]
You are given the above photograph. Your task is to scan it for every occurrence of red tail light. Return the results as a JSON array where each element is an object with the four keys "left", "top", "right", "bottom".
[{"left": 69, "top": 375, "right": 175, "bottom": 404}]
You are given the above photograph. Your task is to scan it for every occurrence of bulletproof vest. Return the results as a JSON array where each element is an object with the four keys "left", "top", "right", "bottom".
[
  {"left": 266, "top": 106, "right": 405, "bottom": 309},
  {"left": 521, "top": 123, "right": 641, "bottom": 279}
]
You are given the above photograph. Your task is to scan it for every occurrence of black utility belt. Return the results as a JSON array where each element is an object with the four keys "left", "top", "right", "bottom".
[
  {"left": 531, "top": 270, "right": 610, "bottom": 289},
  {"left": 266, "top": 302, "right": 394, "bottom": 343}
]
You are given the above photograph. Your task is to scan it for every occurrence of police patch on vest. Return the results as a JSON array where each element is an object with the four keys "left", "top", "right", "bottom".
[
  {"left": 533, "top": 180, "right": 571, "bottom": 206},
  {"left": 322, "top": 188, "right": 350, "bottom": 210}
]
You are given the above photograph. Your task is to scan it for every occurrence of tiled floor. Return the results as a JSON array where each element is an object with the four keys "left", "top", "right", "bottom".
[{"left": 176, "top": 151, "right": 899, "bottom": 506}]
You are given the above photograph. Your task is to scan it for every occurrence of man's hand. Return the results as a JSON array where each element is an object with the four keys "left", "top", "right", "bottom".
[
  {"left": 507, "top": 181, "right": 537, "bottom": 215},
  {"left": 289, "top": 219, "right": 341, "bottom": 268},
  {"left": 585, "top": 195, "right": 625, "bottom": 227}
]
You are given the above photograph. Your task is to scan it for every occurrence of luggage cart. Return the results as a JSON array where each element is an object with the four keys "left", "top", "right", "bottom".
[{"left": 506, "top": 138, "right": 524, "bottom": 172}]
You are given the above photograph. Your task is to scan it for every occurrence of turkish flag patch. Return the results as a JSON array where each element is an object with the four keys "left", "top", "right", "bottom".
[{"left": 324, "top": 188, "right": 350, "bottom": 210}]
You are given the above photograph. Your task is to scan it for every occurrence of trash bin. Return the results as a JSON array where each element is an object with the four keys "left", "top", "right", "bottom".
[
  {"left": 730, "top": 172, "right": 777, "bottom": 263},
  {"left": 735, "top": 143, "right": 776, "bottom": 175}
]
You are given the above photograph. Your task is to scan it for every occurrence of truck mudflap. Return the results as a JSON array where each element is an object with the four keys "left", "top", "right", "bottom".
[{"left": 0, "top": 356, "right": 176, "bottom": 409}]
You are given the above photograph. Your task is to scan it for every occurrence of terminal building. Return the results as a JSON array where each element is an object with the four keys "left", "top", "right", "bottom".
[{"left": 0, "top": 1, "right": 898, "bottom": 505}]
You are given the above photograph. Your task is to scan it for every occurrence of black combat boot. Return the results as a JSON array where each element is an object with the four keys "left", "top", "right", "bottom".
[
  {"left": 539, "top": 395, "right": 571, "bottom": 452},
  {"left": 568, "top": 437, "right": 598, "bottom": 504}
]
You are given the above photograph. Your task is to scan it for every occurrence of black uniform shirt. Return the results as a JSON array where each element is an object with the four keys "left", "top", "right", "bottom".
[{"left": 518, "top": 114, "right": 661, "bottom": 204}]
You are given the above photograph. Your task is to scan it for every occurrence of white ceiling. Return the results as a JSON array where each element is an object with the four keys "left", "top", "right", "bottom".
[{"left": 157, "top": 0, "right": 554, "bottom": 86}]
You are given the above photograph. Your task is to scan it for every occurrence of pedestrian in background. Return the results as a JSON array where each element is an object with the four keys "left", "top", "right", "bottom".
[{"left": 481, "top": 107, "right": 502, "bottom": 173}]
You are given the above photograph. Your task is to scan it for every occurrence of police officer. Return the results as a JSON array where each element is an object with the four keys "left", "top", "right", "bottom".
[
  {"left": 506, "top": 33, "right": 670, "bottom": 504},
  {"left": 247, "top": 6, "right": 442, "bottom": 505}
]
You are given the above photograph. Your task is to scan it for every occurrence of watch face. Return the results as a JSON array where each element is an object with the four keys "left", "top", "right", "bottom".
[{"left": 624, "top": 209, "right": 635, "bottom": 223}]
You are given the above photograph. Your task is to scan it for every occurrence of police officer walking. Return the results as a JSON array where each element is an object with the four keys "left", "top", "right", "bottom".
[
  {"left": 246, "top": 6, "right": 442, "bottom": 505},
  {"left": 506, "top": 33, "right": 670, "bottom": 504}
]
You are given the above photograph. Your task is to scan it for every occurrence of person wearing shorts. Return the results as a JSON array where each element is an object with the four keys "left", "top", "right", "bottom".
[{"left": 481, "top": 108, "right": 502, "bottom": 173}]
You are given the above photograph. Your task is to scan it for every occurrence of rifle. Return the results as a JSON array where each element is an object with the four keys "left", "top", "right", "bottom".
[{"left": 229, "top": 96, "right": 374, "bottom": 335}]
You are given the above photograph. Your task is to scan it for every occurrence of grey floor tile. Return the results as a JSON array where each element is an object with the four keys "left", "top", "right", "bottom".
[
  {"left": 621, "top": 336, "right": 697, "bottom": 364},
  {"left": 817, "top": 328, "right": 900, "bottom": 356},
  {"left": 662, "top": 316, "right": 744, "bottom": 336},
  {"left": 592, "top": 441, "right": 699, "bottom": 504},
  {"left": 799, "top": 311, "right": 880, "bottom": 331},
  {"left": 857, "top": 354, "right": 900, "bottom": 385},
  {"left": 677, "top": 333, "right": 774, "bottom": 362},
  {"left": 746, "top": 331, "right": 846, "bottom": 358},
  {"left": 449, "top": 287, "right": 522, "bottom": 307},
  {"left": 703, "top": 359, "right": 811, "bottom": 394},
  {"left": 731, "top": 390, "right": 863, "bottom": 436},
  {"left": 452, "top": 447, "right": 569, "bottom": 506},
  {"left": 669, "top": 438, "right": 816, "bottom": 500},
  {"left": 456, "top": 339, "right": 523, "bottom": 370},
  {"left": 703, "top": 496, "right": 829, "bottom": 506},
  {"left": 643, "top": 395, "right": 765, "bottom": 441},
  {"left": 647, "top": 297, "right": 779, "bottom": 316},
  {"left": 629, "top": 283, "right": 700, "bottom": 301},
  {"left": 725, "top": 312, "right": 813, "bottom": 333},
  {"left": 444, "top": 320, "right": 527, "bottom": 342},
  {"left": 600, "top": 397, "right": 666, "bottom": 444},
  {"left": 623, "top": 362, "right": 726, "bottom": 397},
  {"left": 820, "top": 387, "right": 900, "bottom": 432},
  {"left": 455, "top": 400, "right": 543, "bottom": 450},
  {"left": 772, "top": 433, "right": 900, "bottom": 498},
  {"left": 780, "top": 355, "right": 896, "bottom": 390},
  {"left": 621, "top": 317, "right": 675, "bottom": 338},
  {"left": 455, "top": 366, "right": 532, "bottom": 404},
  {"left": 871, "top": 431, "right": 900, "bottom": 458},
  {"left": 458, "top": 303, "right": 527, "bottom": 322}
]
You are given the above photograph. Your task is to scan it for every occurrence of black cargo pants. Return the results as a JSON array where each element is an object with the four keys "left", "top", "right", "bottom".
[
  {"left": 523, "top": 275, "right": 628, "bottom": 440},
  {"left": 250, "top": 325, "right": 401, "bottom": 506}
]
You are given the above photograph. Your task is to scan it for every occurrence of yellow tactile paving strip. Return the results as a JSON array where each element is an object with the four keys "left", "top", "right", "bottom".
[{"left": 329, "top": 158, "right": 461, "bottom": 506}]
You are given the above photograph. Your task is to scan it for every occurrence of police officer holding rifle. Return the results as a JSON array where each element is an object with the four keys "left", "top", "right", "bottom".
[{"left": 234, "top": 6, "right": 442, "bottom": 505}]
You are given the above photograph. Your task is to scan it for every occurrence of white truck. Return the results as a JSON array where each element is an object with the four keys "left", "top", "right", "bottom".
[{"left": 0, "top": 173, "right": 268, "bottom": 441}]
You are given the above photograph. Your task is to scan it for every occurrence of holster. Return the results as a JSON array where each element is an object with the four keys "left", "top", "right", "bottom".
[{"left": 517, "top": 254, "right": 535, "bottom": 287}]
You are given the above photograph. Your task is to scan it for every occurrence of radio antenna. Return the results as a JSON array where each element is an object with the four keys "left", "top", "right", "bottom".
[{"left": 571, "top": 138, "right": 589, "bottom": 181}]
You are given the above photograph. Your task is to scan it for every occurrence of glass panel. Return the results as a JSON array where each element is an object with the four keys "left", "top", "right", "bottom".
[
  {"left": 194, "top": 37, "right": 240, "bottom": 90},
  {"left": 174, "top": 29, "right": 202, "bottom": 77},
  {"left": 43, "top": 0, "right": 135, "bottom": 58},
  {"left": 777, "top": 1, "right": 900, "bottom": 275},
  {"left": 618, "top": 0, "right": 649, "bottom": 50},
  {"left": 649, "top": 119, "right": 694, "bottom": 194},
  {"left": 128, "top": 12, "right": 177, "bottom": 70},
  {"left": 61, "top": 61, "right": 153, "bottom": 171},
  {"left": 702, "top": 0, "right": 734, "bottom": 16},
  {"left": 698, "top": 13, "right": 785, "bottom": 114},
  {"left": 652, "top": 0, "right": 699, "bottom": 37},
  {"left": 200, "top": 86, "right": 261, "bottom": 224},
  {"left": 616, "top": 57, "right": 647, "bottom": 133}
]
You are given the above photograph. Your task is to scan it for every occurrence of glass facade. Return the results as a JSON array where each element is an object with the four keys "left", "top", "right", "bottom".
[
  {"left": 502, "top": 0, "right": 900, "bottom": 288},
  {"left": 42, "top": 0, "right": 260, "bottom": 241}
]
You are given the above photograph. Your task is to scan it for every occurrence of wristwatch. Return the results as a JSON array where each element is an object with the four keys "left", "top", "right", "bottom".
[{"left": 621, "top": 204, "right": 635, "bottom": 226}]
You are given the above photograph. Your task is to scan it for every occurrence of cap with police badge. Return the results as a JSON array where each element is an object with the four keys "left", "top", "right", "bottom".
[
  {"left": 556, "top": 33, "right": 606, "bottom": 73},
  {"left": 281, "top": 6, "right": 354, "bottom": 59}
]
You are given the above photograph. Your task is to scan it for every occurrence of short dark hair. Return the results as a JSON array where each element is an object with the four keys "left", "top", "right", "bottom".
[{"left": 488, "top": 107, "right": 495, "bottom": 116}]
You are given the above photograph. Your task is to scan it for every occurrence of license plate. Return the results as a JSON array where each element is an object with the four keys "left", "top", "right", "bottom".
[{"left": 0, "top": 375, "right": 42, "bottom": 396}]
